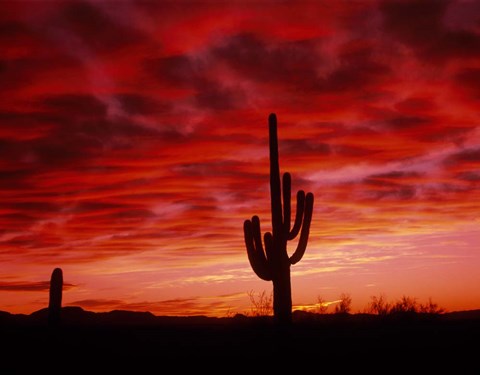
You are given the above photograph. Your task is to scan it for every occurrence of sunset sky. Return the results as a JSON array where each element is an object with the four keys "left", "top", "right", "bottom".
[{"left": 1, "top": 0, "right": 479, "bottom": 316}]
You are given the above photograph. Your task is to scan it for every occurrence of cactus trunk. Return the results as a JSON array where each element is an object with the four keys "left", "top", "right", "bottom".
[
  {"left": 48, "top": 267, "right": 63, "bottom": 327},
  {"left": 244, "top": 113, "right": 314, "bottom": 325},
  {"left": 272, "top": 261, "right": 292, "bottom": 324}
]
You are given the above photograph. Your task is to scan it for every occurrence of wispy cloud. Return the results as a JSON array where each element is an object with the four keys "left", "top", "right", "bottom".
[
  {"left": 68, "top": 292, "right": 247, "bottom": 316},
  {"left": 0, "top": 281, "right": 76, "bottom": 292}
]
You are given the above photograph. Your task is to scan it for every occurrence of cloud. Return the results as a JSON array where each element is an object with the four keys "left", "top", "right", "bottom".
[
  {"left": 421, "top": 126, "right": 475, "bottom": 144},
  {"left": 455, "top": 68, "right": 480, "bottom": 99},
  {"left": 380, "top": 0, "right": 480, "bottom": 62},
  {"left": 385, "top": 116, "right": 432, "bottom": 130},
  {"left": 194, "top": 81, "right": 247, "bottom": 110},
  {"left": 456, "top": 171, "right": 480, "bottom": 182},
  {"left": 0, "top": 168, "right": 36, "bottom": 189},
  {"left": 0, "top": 20, "right": 79, "bottom": 89},
  {"left": 68, "top": 293, "right": 245, "bottom": 316},
  {"left": 172, "top": 160, "right": 264, "bottom": 180},
  {"left": 144, "top": 29, "right": 392, "bottom": 117},
  {"left": 147, "top": 54, "right": 207, "bottom": 88},
  {"left": 361, "top": 171, "right": 421, "bottom": 201},
  {"left": 212, "top": 32, "right": 391, "bottom": 94},
  {"left": 368, "top": 171, "right": 423, "bottom": 181},
  {"left": 146, "top": 53, "right": 248, "bottom": 112},
  {"left": 66, "top": 298, "right": 123, "bottom": 309},
  {"left": 47, "top": 0, "right": 146, "bottom": 52},
  {"left": 280, "top": 139, "right": 332, "bottom": 156},
  {"left": 212, "top": 33, "right": 322, "bottom": 87},
  {"left": 394, "top": 96, "right": 437, "bottom": 114},
  {"left": 114, "top": 93, "right": 170, "bottom": 116},
  {"left": 41, "top": 93, "right": 107, "bottom": 117},
  {"left": 445, "top": 147, "right": 480, "bottom": 164},
  {"left": 0, "top": 280, "right": 75, "bottom": 292},
  {"left": 368, "top": 185, "right": 417, "bottom": 201}
]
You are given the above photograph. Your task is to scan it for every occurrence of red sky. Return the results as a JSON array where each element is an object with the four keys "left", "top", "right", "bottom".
[{"left": 1, "top": 0, "right": 479, "bottom": 316}]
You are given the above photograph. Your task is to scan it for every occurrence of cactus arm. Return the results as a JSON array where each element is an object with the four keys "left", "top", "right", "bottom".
[
  {"left": 269, "top": 113, "right": 283, "bottom": 238},
  {"left": 264, "top": 232, "right": 275, "bottom": 262},
  {"left": 288, "top": 190, "right": 306, "bottom": 240},
  {"left": 244, "top": 219, "right": 272, "bottom": 281},
  {"left": 251, "top": 216, "right": 264, "bottom": 256},
  {"left": 282, "top": 173, "right": 291, "bottom": 235},
  {"left": 289, "top": 192, "right": 314, "bottom": 265}
]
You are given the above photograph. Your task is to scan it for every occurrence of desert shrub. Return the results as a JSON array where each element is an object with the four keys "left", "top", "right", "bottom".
[
  {"left": 316, "top": 296, "right": 329, "bottom": 314},
  {"left": 390, "top": 295, "right": 419, "bottom": 313},
  {"left": 247, "top": 289, "right": 273, "bottom": 317},
  {"left": 335, "top": 293, "right": 352, "bottom": 314},
  {"left": 419, "top": 297, "right": 444, "bottom": 314},
  {"left": 366, "top": 294, "right": 391, "bottom": 315},
  {"left": 367, "top": 294, "right": 444, "bottom": 315}
]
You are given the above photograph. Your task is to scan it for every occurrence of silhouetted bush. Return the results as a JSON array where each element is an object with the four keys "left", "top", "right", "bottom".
[
  {"left": 335, "top": 293, "right": 352, "bottom": 314},
  {"left": 391, "top": 295, "right": 419, "bottom": 313},
  {"left": 316, "top": 296, "right": 329, "bottom": 314},
  {"left": 419, "top": 297, "right": 444, "bottom": 314},
  {"left": 366, "top": 294, "right": 444, "bottom": 315},
  {"left": 366, "top": 294, "right": 391, "bottom": 315},
  {"left": 247, "top": 290, "right": 273, "bottom": 317}
]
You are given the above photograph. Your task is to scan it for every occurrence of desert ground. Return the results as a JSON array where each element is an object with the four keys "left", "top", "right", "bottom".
[{"left": 1, "top": 307, "right": 479, "bottom": 373}]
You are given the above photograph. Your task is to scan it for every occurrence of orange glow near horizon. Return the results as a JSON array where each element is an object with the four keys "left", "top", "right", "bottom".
[{"left": 1, "top": 0, "right": 479, "bottom": 317}]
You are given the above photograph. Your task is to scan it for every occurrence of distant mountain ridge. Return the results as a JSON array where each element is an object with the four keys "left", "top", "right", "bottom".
[
  {"left": 0, "top": 306, "right": 227, "bottom": 326},
  {"left": 1, "top": 306, "right": 480, "bottom": 327}
]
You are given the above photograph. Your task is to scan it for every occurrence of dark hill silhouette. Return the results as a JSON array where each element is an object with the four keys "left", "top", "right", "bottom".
[
  {"left": 4, "top": 306, "right": 226, "bottom": 326},
  {"left": 2, "top": 306, "right": 480, "bottom": 325}
]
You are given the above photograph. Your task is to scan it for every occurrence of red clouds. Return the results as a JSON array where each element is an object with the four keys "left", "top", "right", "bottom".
[
  {"left": 0, "top": 280, "right": 75, "bottom": 292},
  {"left": 380, "top": 0, "right": 480, "bottom": 62},
  {"left": 1, "top": 0, "right": 479, "bottom": 315}
]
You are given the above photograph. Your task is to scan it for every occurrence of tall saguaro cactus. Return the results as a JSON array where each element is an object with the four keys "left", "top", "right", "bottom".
[
  {"left": 244, "top": 113, "right": 314, "bottom": 325},
  {"left": 48, "top": 267, "right": 63, "bottom": 327}
]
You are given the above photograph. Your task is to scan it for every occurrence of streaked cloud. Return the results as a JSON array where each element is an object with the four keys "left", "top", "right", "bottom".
[{"left": 0, "top": 280, "right": 76, "bottom": 292}]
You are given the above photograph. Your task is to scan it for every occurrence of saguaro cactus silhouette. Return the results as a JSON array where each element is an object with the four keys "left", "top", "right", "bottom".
[
  {"left": 244, "top": 113, "right": 314, "bottom": 325},
  {"left": 48, "top": 267, "right": 63, "bottom": 326}
]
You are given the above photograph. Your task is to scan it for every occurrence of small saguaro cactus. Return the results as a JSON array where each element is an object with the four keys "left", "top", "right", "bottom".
[
  {"left": 48, "top": 267, "right": 63, "bottom": 326},
  {"left": 243, "top": 113, "right": 314, "bottom": 325}
]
